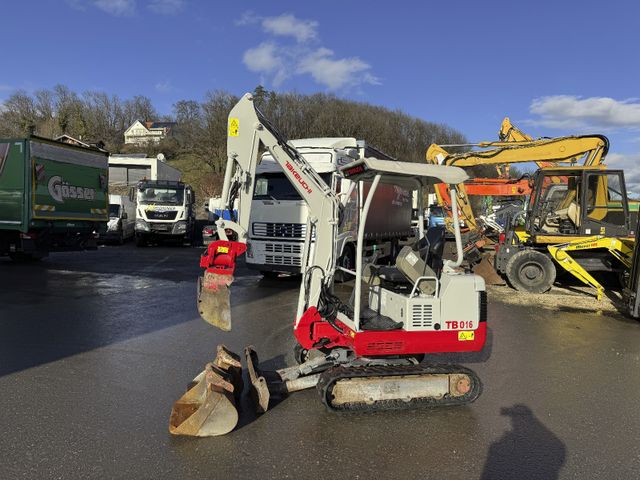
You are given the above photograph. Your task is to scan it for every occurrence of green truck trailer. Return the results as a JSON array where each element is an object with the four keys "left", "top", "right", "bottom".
[{"left": 0, "top": 136, "right": 109, "bottom": 260}]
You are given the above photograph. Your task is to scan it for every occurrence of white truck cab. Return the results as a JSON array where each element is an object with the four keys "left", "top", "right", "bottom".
[
  {"left": 134, "top": 180, "right": 196, "bottom": 246},
  {"left": 245, "top": 138, "right": 413, "bottom": 277}
]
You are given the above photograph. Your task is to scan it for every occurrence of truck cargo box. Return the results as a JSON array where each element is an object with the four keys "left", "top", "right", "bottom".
[{"left": 0, "top": 136, "right": 109, "bottom": 258}]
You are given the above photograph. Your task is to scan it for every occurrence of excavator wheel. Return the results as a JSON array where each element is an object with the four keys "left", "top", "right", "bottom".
[{"left": 505, "top": 249, "right": 556, "bottom": 294}]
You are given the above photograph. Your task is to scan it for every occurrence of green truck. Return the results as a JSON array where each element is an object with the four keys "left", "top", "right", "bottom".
[{"left": 0, "top": 136, "right": 109, "bottom": 261}]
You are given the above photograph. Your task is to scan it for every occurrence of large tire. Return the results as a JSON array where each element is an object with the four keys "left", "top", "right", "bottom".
[
  {"left": 135, "top": 235, "right": 147, "bottom": 247},
  {"left": 505, "top": 249, "right": 556, "bottom": 294}
]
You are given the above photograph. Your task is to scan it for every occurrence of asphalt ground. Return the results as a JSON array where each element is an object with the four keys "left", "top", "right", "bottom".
[{"left": 1, "top": 243, "right": 640, "bottom": 479}]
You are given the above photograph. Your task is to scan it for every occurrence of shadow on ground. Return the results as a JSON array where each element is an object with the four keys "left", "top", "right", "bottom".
[{"left": 481, "top": 404, "right": 566, "bottom": 480}]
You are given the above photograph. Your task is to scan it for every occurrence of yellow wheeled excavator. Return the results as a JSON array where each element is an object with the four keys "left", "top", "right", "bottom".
[
  {"left": 169, "top": 94, "right": 488, "bottom": 436},
  {"left": 425, "top": 119, "right": 609, "bottom": 235},
  {"left": 427, "top": 119, "right": 638, "bottom": 298}
]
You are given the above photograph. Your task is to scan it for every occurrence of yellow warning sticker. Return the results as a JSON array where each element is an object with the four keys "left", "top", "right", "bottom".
[
  {"left": 217, "top": 246, "right": 229, "bottom": 254},
  {"left": 458, "top": 331, "right": 475, "bottom": 341},
  {"left": 229, "top": 117, "right": 239, "bottom": 137}
]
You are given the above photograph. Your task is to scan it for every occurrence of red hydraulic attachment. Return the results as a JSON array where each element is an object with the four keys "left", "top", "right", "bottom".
[
  {"left": 200, "top": 240, "right": 247, "bottom": 275},
  {"left": 198, "top": 240, "right": 247, "bottom": 331}
]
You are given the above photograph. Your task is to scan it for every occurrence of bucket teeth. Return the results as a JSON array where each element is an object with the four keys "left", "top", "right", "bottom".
[{"left": 197, "top": 272, "right": 234, "bottom": 331}]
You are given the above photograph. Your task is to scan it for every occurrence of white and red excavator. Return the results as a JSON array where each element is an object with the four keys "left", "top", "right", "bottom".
[{"left": 169, "top": 94, "right": 488, "bottom": 436}]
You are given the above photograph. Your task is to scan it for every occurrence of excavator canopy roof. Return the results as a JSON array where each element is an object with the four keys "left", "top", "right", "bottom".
[{"left": 339, "top": 157, "right": 469, "bottom": 187}]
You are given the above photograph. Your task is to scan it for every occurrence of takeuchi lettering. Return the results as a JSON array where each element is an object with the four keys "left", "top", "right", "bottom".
[{"left": 285, "top": 160, "right": 313, "bottom": 194}]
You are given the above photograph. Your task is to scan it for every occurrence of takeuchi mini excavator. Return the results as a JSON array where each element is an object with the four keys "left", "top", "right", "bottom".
[{"left": 169, "top": 94, "right": 488, "bottom": 436}]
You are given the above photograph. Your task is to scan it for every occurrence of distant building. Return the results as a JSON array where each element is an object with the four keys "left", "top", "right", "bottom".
[
  {"left": 124, "top": 120, "right": 175, "bottom": 145},
  {"left": 55, "top": 134, "right": 106, "bottom": 151},
  {"left": 108, "top": 153, "right": 181, "bottom": 191}
]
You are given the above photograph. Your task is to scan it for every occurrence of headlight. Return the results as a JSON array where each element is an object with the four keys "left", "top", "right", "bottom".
[
  {"left": 136, "top": 219, "right": 149, "bottom": 232},
  {"left": 246, "top": 242, "right": 253, "bottom": 258},
  {"left": 108, "top": 219, "right": 122, "bottom": 232},
  {"left": 173, "top": 221, "right": 187, "bottom": 234}
]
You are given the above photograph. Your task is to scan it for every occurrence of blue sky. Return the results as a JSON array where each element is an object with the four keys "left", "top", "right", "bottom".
[{"left": 2, "top": 1, "right": 640, "bottom": 187}]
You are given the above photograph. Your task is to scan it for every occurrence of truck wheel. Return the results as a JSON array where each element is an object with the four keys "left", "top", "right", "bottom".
[
  {"left": 118, "top": 232, "right": 125, "bottom": 245},
  {"left": 505, "top": 249, "right": 556, "bottom": 294},
  {"left": 9, "top": 252, "right": 39, "bottom": 263},
  {"left": 260, "top": 271, "right": 280, "bottom": 279},
  {"left": 135, "top": 236, "right": 147, "bottom": 247},
  {"left": 334, "top": 244, "right": 355, "bottom": 283}
]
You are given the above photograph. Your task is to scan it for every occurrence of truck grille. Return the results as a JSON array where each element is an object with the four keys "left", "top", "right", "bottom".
[
  {"left": 265, "top": 243, "right": 302, "bottom": 254},
  {"left": 265, "top": 255, "right": 302, "bottom": 266},
  {"left": 151, "top": 223, "right": 172, "bottom": 232},
  {"left": 253, "top": 222, "right": 305, "bottom": 238},
  {"left": 411, "top": 304, "right": 433, "bottom": 329},
  {"left": 146, "top": 210, "right": 177, "bottom": 220}
]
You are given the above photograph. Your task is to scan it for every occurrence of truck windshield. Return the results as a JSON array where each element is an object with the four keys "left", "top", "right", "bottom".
[
  {"left": 254, "top": 173, "right": 332, "bottom": 200},
  {"left": 108, "top": 204, "right": 121, "bottom": 218},
  {"left": 138, "top": 187, "right": 184, "bottom": 205}
]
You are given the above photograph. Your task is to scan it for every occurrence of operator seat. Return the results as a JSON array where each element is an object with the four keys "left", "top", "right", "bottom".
[
  {"left": 360, "top": 227, "right": 445, "bottom": 331},
  {"left": 373, "top": 226, "right": 446, "bottom": 294}
]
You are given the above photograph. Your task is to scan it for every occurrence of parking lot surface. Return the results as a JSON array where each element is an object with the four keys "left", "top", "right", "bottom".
[{"left": 1, "top": 244, "right": 640, "bottom": 479}]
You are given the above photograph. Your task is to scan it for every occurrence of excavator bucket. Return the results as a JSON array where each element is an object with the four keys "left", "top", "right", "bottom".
[
  {"left": 198, "top": 240, "right": 247, "bottom": 331},
  {"left": 169, "top": 345, "right": 243, "bottom": 437},
  {"left": 473, "top": 252, "right": 505, "bottom": 285},
  {"left": 245, "top": 346, "right": 270, "bottom": 413},
  {"left": 197, "top": 271, "right": 233, "bottom": 331}
]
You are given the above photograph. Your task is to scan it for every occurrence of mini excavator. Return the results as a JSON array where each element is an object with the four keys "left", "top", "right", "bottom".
[{"left": 169, "top": 94, "right": 487, "bottom": 436}]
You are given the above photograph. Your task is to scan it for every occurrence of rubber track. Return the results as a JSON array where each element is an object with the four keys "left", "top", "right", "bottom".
[{"left": 316, "top": 364, "right": 482, "bottom": 413}]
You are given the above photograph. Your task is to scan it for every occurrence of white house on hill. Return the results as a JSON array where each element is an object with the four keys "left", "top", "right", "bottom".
[{"left": 124, "top": 120, "right": 175, "bottom": 145}]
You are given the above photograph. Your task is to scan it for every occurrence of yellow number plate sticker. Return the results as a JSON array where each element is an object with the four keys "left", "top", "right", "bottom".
[
  {"left": 217, "top": 246, "right": 229, "bottom": 254},
  {"left": 228, "top": 117, "right": 239, "bottom": 137},
  {"left": 458, "top": 331, "right": 475, "bottom": 341}
]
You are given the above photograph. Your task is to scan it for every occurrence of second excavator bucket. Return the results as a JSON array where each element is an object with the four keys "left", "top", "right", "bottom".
[
  {"left": 198, "top": 271, "right": 233, "bottom": 331},
  {"left": 198, "top": 240, "right": 247, "bottom": 330},
  {"left": 169, "top": 345, "right": 243, "bottom": 437}
]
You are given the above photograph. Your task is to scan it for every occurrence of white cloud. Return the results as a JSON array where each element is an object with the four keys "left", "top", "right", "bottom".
[
  {"left": 298, "top": 48, "right": 379, "bottom": 90},
  {"left": 242, "top": 43, "right": 288, "bottom": 86},
  {"left": 235, "top": 10, "right": 260, "bottom": 26},
  {"left": 262, "top": 14, "right": 318, "bottom": 43},
  {"left": 606, "top": 152, "right": 640, "bottom": 195},
  {"left": 237, "top": 13, "right": 379, "bottom": 91},
  {"left": 154, "top": 80, "right": 173, "bottom": 93},
  {"left": 93, "top": 0, "right": 136, "bottom": 16},
  {"left": 148, "top": 0, "right": 185, "bottom": 15},
  {"left": 529, "top": 95, "right": 640, "bottom": 130}
]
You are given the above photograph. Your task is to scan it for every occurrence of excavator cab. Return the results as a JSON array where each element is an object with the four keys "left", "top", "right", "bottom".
[{"left": 526, "top": 167, "right": 632, "bottom": 239}]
